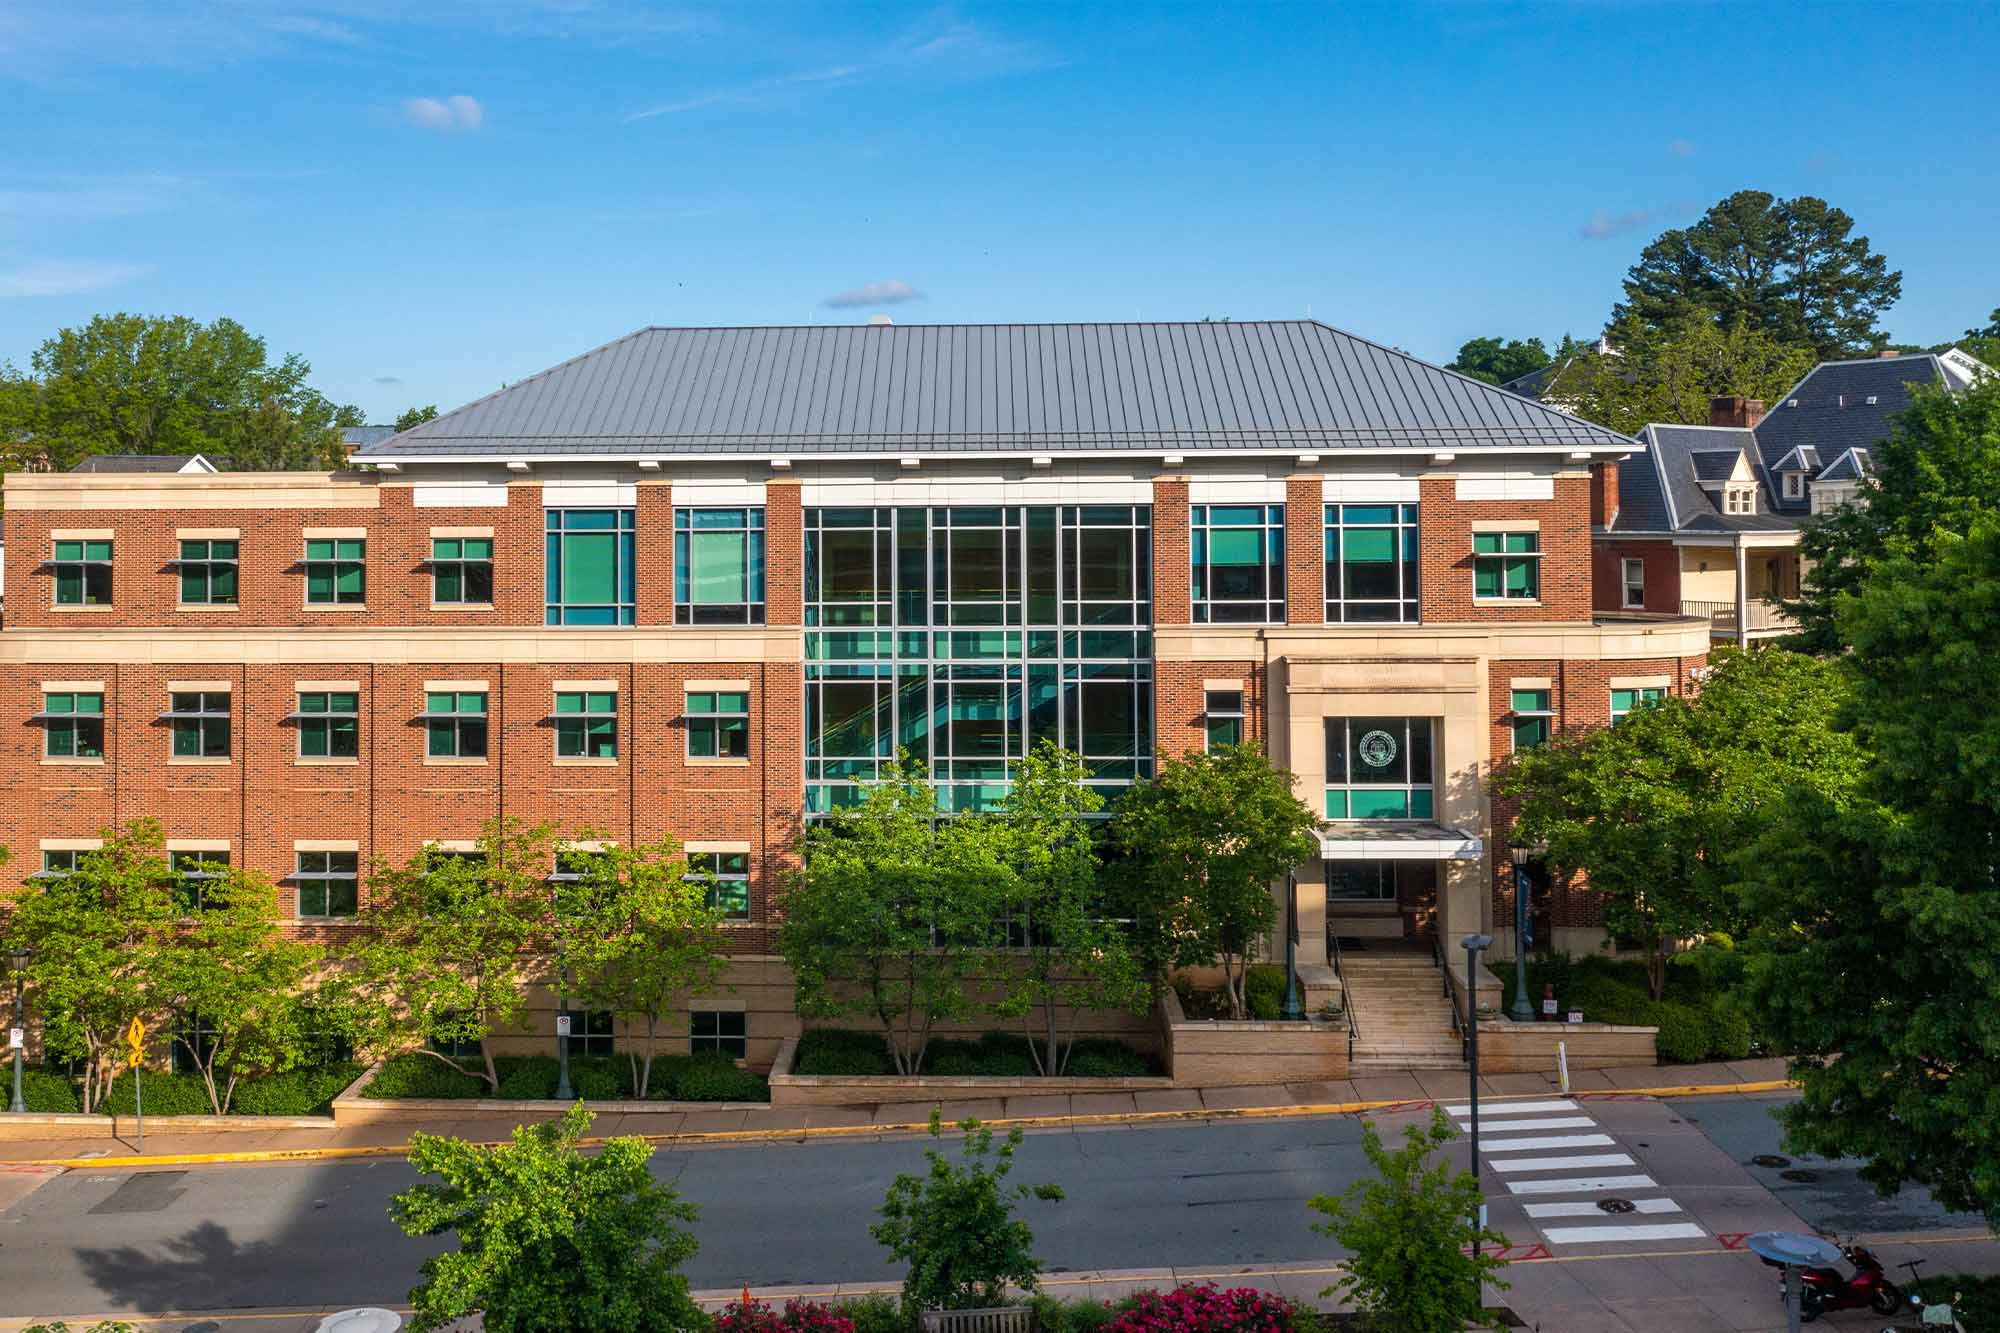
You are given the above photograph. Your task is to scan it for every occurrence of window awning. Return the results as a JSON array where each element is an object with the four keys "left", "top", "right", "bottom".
[{"left": 1320, "top": 822, "right": 1484, "bottom": 861}]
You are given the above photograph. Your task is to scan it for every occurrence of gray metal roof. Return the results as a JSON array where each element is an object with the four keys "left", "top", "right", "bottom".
[
  {"left": 355, "top": 321, "right": 1638, "bottom": 461},
  {"left": 340, "top": 426, "right": 398, "bottom": 450}
]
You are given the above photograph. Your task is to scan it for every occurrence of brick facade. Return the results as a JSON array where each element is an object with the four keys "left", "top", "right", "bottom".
[
  {"left": 1419, "top": 473, "right": 1594, "bottom": 623},
  {"left": 1592, "top": 538, "right": 1682, "bottom": 615}
]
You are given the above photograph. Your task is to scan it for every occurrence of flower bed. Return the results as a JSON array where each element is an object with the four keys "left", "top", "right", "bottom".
[
  {"left": 792, "top": 1029, "right": 1157, "bottom": 1079},
  {"left": 361, "top": 1051, "right": 769, "bottom": 1103}
]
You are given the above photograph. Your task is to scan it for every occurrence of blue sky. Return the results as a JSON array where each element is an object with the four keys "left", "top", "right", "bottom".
[{"left": 4, "top": 2, "right": 1996, "bottom": 422}]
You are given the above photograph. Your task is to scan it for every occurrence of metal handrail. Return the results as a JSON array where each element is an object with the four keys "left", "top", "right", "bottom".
[
  {"left": 1330, "top": 931, "right": 1356, "bottom": 1062},
  {"left": 1434, "top": 935, "right": 1465, "bottom": 1060}
]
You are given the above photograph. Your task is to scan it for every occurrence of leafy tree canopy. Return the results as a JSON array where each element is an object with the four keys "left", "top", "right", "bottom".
[
  {"left": 394, "top": 404, "right": 439, "bottom": 432},
  {"left": 1446, "top": 336, "right": 1551, "bottom": 386},
  {"left": 1741, "top": 522, "right": 2000, "bottom": 1224},
  {"left": 1614, "top": 190, "right": 1901, "bottom": 360},
  {"left": 0, "top": 313, "right": 361, "bottom": 472},
  {"left": 1544, "top": 312, "right": 1815, "bottom": 435}
]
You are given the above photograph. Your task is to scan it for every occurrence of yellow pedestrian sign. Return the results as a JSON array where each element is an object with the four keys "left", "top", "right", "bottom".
[{"left": 125, "top": 1017, "right": 145, "bottom": 1067}]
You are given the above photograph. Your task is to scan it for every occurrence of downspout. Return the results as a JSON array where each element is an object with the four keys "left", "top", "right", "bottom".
[{"left": 1734, "top": 536, "right": 1749, "bottom": 650}]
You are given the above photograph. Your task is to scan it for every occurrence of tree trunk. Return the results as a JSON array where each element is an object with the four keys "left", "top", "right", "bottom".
[
  {"left": 1646, "top": 937, "right": 1668, "bottom": 1002},
  {"left": 1043, "top": 1004, "right": 1063, "bottom": 1078},
  {"left": 641, "top": 1013, "right": 658, "bottom": 1099},
  {"left": 481, "top": 1042, "right": 499, "bottom": 1092}
]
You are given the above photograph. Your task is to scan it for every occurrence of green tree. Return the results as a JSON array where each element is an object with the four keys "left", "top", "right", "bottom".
[
  {"left": 391, "top": 1102, "right": 706, "bottom": 1333},
  {"left": 1495, "top": 648, "right": 1864, "bottom": 999},
  {"left": 986, "top": 742, "right": 1148, "bottom": 1075},
  {"left": 2, "top": 821, "right": 174, "bottom": 1112},
  {"left": 1308, "top": 1108, "right": 1510, "bottom": 1332},
  {"left": 1614, "top": 189, "right": 1902, "bottom": 359},
  {"left": 1957, "top": 307, "right": 2000, "bottom": 367},
  {"left": 394, "top": 404, "right": 439, "bottom": 432},
  {"left": 1545, "top": 313, "right": 1816, "bottom": 435},
  {"left": 1108, "top": 744, "right": 1318, "bottom": 1019},
  {"left": 341, "top": 818, "right": 555, "bottom": 1091},
  {"left": 558, "top": 836, "right": 729, "bottom": 1097},
  {"left": 150, "top": 860, "right": 323, "bottom": 1114},
  {"left": 1446, "top": 336, "right": 1551, "bottom": 386},
  {"left": 4, "top": 313, "right": 360, "bottom": 472},
  {"left": 872, "top": 1110, "right": 1065, "bottom": 1312},
  {"left": 1790, "top": 377, "right": 2000, "bottom": 651},
  {"left": 1741, "top": 522, "right": 2000, "bottom": 1224},
  {"left": 779, "top": 757, "right": 1004, "bottom": 1074}
]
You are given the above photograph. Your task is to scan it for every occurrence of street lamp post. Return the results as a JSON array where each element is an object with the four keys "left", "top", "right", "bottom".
[
  {"left": 5, "top": 947, "right": 28, "bottom": 1115},
  {"left": 1461, "top": 933, "right": 1494, "bottom": 1259},
  {"left": 1280, "top": 871, "right": 1305, "bottom": 1021},
  {"left": 1508, "top": 848, "right": 1536, "bottom": 1023}
]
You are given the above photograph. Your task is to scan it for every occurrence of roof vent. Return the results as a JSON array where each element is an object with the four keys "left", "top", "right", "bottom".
[
  {"left": 1865, "top": 395, "right": 1878, "bottom": 405},
  {"left": 867, "top": 314, "right": 893, "bottom": 326},
  {"left": 1786, "top": 399, "right": 1799, "bottom": 408}
]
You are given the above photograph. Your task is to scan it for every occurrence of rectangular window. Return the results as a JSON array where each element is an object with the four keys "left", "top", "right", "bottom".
[
  {"left": 171, "top": 1010, "right": 219, "bottom": 1075},
  {"left": 554, "top": 691, "right": 618, "bottom": 759},
  {"left": 1323, "top": 717, "right": 1435, "bottom": 820},
  {"left": 166, "top": 691, "right": 232, "bottom": 759},
  {"left": 1621, "top": 558, "right": 1645, "bottom": 609},
  {"left": 549, "top": 847, "right": 602, "bottom": 882},
  {"left": 37, "top": 849, "right": 84, "bottom": 877},
  {"left": 170, "top": 849, "right": 229, "bottom": 912},
  {"left": 1191, "top": 504, "right": 1284, "bottom": 623},
  {"left": 687, "top": 851, "right": 750, "bottom": 919},
  {"left": 52, "top": 539, "right": 113, "bottom": 606},
  {"left": 545, "top": 509, "right": 636, "bottom": 625},
  {"left": 423, "top": 692, "right": 489, "bottom": 758},
  {"left": 674, "top": 507, "right": 765, "bottom": 624},
  {"left": 176, "top": 539, "right": 238, "bottom": 605},
  {"left": 431, "top": 537, "right": 494, "bottom": 605},
  {"left": 1724, "top": 486, "right": 1756, "bottom": 515},
  {"left": 40, "top": 691, "right": 104, "bottom": 759},
  {"left": 1204, "top": 689, "right": 1244, "bottom": 751},
  {"left": 690, "top": 1010, "right": 747, "bottom": 1059},
  {"left": 1511, "top": 689, "right": 1554, "bottom": 752},
  {"left": 295, "top": 692, "right": 359, "bottom": 758},
  {"left": 296, "top": 850, "right": 359, "bottom": 917},
  {"left": 1325, "top": 504, "right": 1420, "bottom": 623},
  {"left": 1473, "top": 532, "right": 1540, "bottom": 600},
  {"left": 1325, "top": 861, "right": 1398, "bottom": 902},
  {"left": 304, "top": 538, "right": 365, "bottom": 605},
  {"left": 563, "top": 1008, "right": 616, "bottom": 1058},
  {"left": 1610, "top": 686, "right": 1667, "bottom": 726},
  {"left": 687, "top": 691, "right": 749, "bottom": 759}
]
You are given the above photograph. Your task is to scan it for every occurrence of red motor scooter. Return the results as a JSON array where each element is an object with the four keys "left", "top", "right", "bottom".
[{"left": 1774, "top": 1237, "right": 1903, "bottom": 1321}]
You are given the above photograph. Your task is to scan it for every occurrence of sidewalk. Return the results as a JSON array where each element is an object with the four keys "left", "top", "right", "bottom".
[{"left": 0, "top": 1057, "right": 1792, "bottom": 1168}]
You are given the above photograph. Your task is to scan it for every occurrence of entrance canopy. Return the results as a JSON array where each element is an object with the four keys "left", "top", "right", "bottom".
[{"left": 1319, "top": 822, "right": 1483, "bottom": 861}]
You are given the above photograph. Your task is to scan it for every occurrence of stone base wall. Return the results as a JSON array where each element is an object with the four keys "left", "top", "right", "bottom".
[
  {"left": 1474, "top": 1020, "right": 1658, "bottom": 1073},
  {"left": 1159, "top": 985, "right": 1349, "bottom": 1087}
]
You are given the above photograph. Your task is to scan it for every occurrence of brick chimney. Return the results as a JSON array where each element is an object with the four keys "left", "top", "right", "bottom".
[
  {"left": 1590, "top": 459, "right": 1620, "bottom": 527},
  {"left": 1709, "top": 395, "right": 1767, "bottom": 429}
]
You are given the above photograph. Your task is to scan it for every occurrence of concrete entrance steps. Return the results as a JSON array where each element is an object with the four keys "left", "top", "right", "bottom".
[{"left": 1337, "top": 949, "right": 1465, "bottom": 1071}]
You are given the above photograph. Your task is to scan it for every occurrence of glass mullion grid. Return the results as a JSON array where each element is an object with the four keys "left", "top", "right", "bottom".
[
  {"left": 1323, "top": 717, "right": 1435, "bottom": 821},
  {"left": 51, "top": 540, "right": 114, "bottom": 605},
  {"left": 430, "top": 538, "right": 494, "bottom": 605},
  {"left": 1510, "top": 690, "right": 1555, "bottom": 752},
  {"left": 1190, "top": 504, "right": 1284, "bottom": 624},
  {"left": 686, "top": 852, "right": 751, "bottom": 919},
  {"left": 1324, "top": 503, "right": 1420, "bottom": 623},
  {"left": 295, "top": 850, "right": 358, "bottom": 917},
  {"left": 39, "top": 692, "right": 105, "bottom": 758},
  {"left": 293, "top": 692, "right": 360, "bottom": 759},
  {"left": 170, "top": 850, "right": 229, "bottom": 911},
  {"left": 422, "top": 692, "right": 489, "bottom": 757},
  {"left": 164, "top": 691, "right": 232, "bottom": 758},
  {"left": 174, "top": 540, "right": 239, "bottom": 605},
  {"left": 544, "top": 509, "right": 637, "bottom": 626},
  {"left": 674, "top": 507, "right": 766, "bottom": 625}
]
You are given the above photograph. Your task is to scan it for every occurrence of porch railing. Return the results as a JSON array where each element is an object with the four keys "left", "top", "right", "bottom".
[
  {"left": 1329, "top": 931, "right": 1356, "bottom": 1063},
  {"left": 1681, "top": 597, "right": 1798, "bottom": 634},
  {"left": 1433, "top": 935, "right": 1464, "bottom": 1061}
]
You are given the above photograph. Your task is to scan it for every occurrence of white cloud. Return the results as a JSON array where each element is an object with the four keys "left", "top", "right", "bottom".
[
  {"left": 1578, "top": 208, "right": 1662, "bottom": 241},
  {"left": 403, "top": 94, "right": 484, "bottom": 132},
  {"left": 823, "top": 279, "right": 921, "bottom": 309},
  {"left": 1668, "top": 138, "right": 1696, "bottom": 157},
  {"left": 372, "top": 374, "right": 403, "bottom": 386},
  {"left": 0, "top": 173, "right": 187, "bottom": 220},
  {"left": 626, "top": 66, "right": 864, "bottom": 122},
  {"left": 0, "top": 259, "right": 149, "bottom": 297}
]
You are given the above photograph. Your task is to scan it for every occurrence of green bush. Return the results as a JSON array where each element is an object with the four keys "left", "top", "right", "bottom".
[
  {"left": 364, "top": 1053, "right": 485, "bottom": 1100},
  {"left": 1652, "top": 1003, "right": 1711, "bottom": 1064},
  {"left": 794, "top": 1028, "right": 894, "bottom": 1076},
  {"left": 569, "top": 1055, "right": 628, "bottom": 1101},
  {"left": 928, "top": 1032, "right": 1038, "bottom": 1077},
  {"left": 494, "top": 1055, "right": 560, "bottom": 1099},
  {"left": 232, "top": 1063, "right": 365, "bottom": 1116},
  {"left": 1065, "top": 1040, "right": 1154, "bottom": 1078},
  {"left": 1244, "top": 963, "right": 1286, "bottom": 1020},
  {"left": 839, "top": 1294, "right": 914, "bottom": 1333},
  {"left": 1705, "top": 998, "right": 1754, "bottom": 1062},
  {"left": 669, "top": 1054, "right": 769, "bottom": 1102},
  {"left": 97, "top": 1070, "right": 213, "bottom": 1117},
  {"left": 22, "top": 1068, "right": 82, "bottom": 1113}
]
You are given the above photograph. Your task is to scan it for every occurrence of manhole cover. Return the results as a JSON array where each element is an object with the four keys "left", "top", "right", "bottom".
[
  {"left": 1752, "top": 1154, "right": 1791, "bottom": 1168},
  {"left": 1779, "top": 1169, "right": 1821, "bottom": 1183},
  {"left": 1597, "top": 1197, "right": 1637, "bottom": 1214}
]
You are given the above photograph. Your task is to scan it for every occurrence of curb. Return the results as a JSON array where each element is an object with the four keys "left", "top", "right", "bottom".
[{"left": 7, "top": 1078, "right": 1797, "bottom": 1170}]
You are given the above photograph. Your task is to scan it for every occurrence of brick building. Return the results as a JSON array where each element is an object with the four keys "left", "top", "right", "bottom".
[{"left": 0, "top": 321, "right": 1711, "bottom": 1067}]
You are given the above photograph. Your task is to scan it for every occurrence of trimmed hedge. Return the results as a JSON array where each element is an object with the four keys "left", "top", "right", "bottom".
[
  {"left": 229, "top": 1063, "right": 365, "bottom": 1116},
  {"left": 21, "top": 1069, "right": 83, "bottom": 1114},
  {"left": 362, "top": 1050, "right": 770, "bottom": 1103},
  {"left": 1497, "top": 952, "right": 1764, "bottom": 1064},
  {"left": 363, "top": 1053, "right": 485, "bottom": 1099},
  {"left": 97, "top": 1070, "right": 217, "bottom": 1117},
  {"left": 792, "top": 1027, "right": 1156, "bottom": 1078}
]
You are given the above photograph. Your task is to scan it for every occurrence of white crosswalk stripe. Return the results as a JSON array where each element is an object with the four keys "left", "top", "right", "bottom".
[
  {"left": 1479, "top": 1134, "right": 1615, "bottom": 1152},
  {"left": 1523, "top": 1198, "right": 1682, "bottom": 1218},
  {"left": 1541, "top": 1222, "right": 1706, "bottom": 1244},
  {"left": 1445, "top": 1099, "right": 1578, "bottom": 1116},
  {"left": 1467, "top": 1097, "right": 1709, "bottom": 1249},
  {"left": 1504, "top": 1173, "right": 1657, "bottom": 1195},
  {"left": 1490, "top": 1152, "right": 1636, "bottom": 1174},
  {"left": 1454, "top": 1115, "right": 1597, "bottom": 1132}
]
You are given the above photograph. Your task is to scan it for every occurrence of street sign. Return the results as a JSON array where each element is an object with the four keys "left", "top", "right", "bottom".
[
  {"left": 7, "top": 1028, "right": 21, "bottom": 1050},
  {"left": 126, "top": 1017, "right": 146, "bottom": 1067},
  {"left": 555, "top": 1014, "right": 572, "bottom": 1037}
]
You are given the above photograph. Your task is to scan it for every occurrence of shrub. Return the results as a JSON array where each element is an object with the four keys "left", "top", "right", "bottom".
[
  {"left": 795, "top": 1028, "right": 895, "bottom": 1076},
  {"left": 718, "top": 1297, "right": 857, "bottom": 1333},
  {"left": 1244, "top": 964, "right": 1287, "bottom": 1020},
  {"left": 96, "top": 1070, "right": 213, "bottom": 1117},
  {"left": 569, "top": 1054, "right": 628, "bottom": 1100},
  {"left": 494, "top": 1055, "right": 560, "bottom": 1099},
  {"left": 1704, "top": 999, "right": 1754, "bottom": 1062},
  {"left": 231, "top": 1063, "right": 365, "bottom": 1116},
  {"left": 670, "top": 1054, "right": 769, "bottom": 1102},
  {"left": 22, "top": 1068, "right": 82, "bottom": 1113},
  {"left": 1030, "top": 1294, "right": 1119, "bottom": 1333},
  {"left": 363, "top": 1053, "right": 485, "bottom": 1100},
  {"left": 1101, "top": 1284, "right": 1305, "bottom": 1333},
  {"left": 1652, "top": 1003, "right": 1712, "bottom": 1064},
  {"left": 840, "top": 1294, "right": 915, "bottom": 1333},
  {"left": 928, "top": 1032, "right": 1038, "bottom": 1078},
  {"left": 1065, "top": 1040, "right": 1153, "bottom": 1079}
]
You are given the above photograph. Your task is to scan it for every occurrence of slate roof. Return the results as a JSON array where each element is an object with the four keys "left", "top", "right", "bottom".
[
  {"left": 1750, "top": 354, "right": 1952, "bottom": 517},
  {"left": 1689, "top": 449, "right": 1744, "bottom": 483},
  {"left": 69, "top": 453, "right": 215, "bottom": 474},
  {"left": 1817, "top": 447, "right": 1871, "bottom": 482},
  {"left": 340, "top": 426, "right": 398, "bottom": 451},
  {"left": 353, "top": 321, "right": 1639, "bottom": 462}
]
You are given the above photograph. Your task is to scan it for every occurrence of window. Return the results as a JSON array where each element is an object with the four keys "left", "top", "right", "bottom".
[
  {"left": 1190, "top": 504, "right": 1284, "bottom": 623},
  {"left": 1204, "top": 690, "right": 1244, "bottom": 751},
  {"left": 1511, "top": 689, "right": 1554, "bottom": 752},
  {"left": 1473, "top": 532, "right": 1539, "bottom": 600},
  {"left": 423, "top": 692, "right": 489, "bottom": 758},
  {"left": 1325, "top": 861, "right": 1397, "bottom": 903},
  {"left": 295, "top": 691, "right": 359, "bottom": 759},
  {"left": 1723, "top": 485, "right": 1756, "bottom": 515},
  {"left": 675, "top": 508, "right": 765, "bottom": 624},
  {"left": 1325, "top": 504, "right": 1420, "bottom": 622},
  {"left": 170, "top": 1010, "right": 219, "bottom": 1075},
  {"left": 555, "top": 691, "right": 618, "bottom": 759},
  {"left": 688, "top": 851, "right": 750, "bottom": 919},
  {"left": 304, "top": 538, "right": 365, "bottom": 604},
  {"left": 36, "top": 849, "right": 84, "bottom": 877},
  {"left": 1610, "top": 686, "right": 1667, "bottom": 726},
  {"left": 549, "top": 847, "right": 602, "bottom": 883},
  {"left": 563, "top": 1008, "right": 615, "bottom": 1058},
  {"left": 166, "top": 691, "right": 231, "bottom": 759},
  {"left": 52, "top": 539, "right": 112, "bottom": 606},
  {"left": 170, "top": 849, "right": 229, "bottom": 911},
  {"left": 176, "top": 539, "right": 238, "bottom": 605},
  {"left": 1783, "top": 472, "right": 1805, "bottom": 500},
  {"left": 687, "top": 691, "right": 749, "bottom": 759},
  {"left": 40, "top": 692, "right": 104, "bottom": 759},
  {"left": 430, "top": 537, "right": 493, "bottom": 605},
  {"left": 546, "top": 509, "right": 636, "bottom": 626},
  {"left": 1324, "top": 717, "right": 1434, "bottom": 820},
  {"left": 428, "top": 1019, "right": 483, "bottom": 1061},
  {"left": 1621, "top": 558, "right": 1646, "bottom": 609},
  {"left": 295, "top": 850, "right": 358, "bottom": 917},
  {"left": 690, "top": 1010, "right": 747, "bottom": 1059}
]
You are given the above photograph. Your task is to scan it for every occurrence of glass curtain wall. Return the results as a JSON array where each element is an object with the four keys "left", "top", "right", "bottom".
[{"left": 805, "top": 505, "right": 1153, "bottom": 814}]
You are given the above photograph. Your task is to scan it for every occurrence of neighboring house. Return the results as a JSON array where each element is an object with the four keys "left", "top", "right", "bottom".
[
  {"left": 339, "top": 426, "right": 398, "bottom": 457},
  {"left": 68, "top": 453, "right": 217, "bottom": 474},
  {"left": 0, "top": 320, "right": 1715, "bottom": 1068},
  {"left": 1592, "top": 350, "right": 1992, "bottom": 644},
  {"left": 1500, "top": 334, "right": 1617, "bottom": 415}
]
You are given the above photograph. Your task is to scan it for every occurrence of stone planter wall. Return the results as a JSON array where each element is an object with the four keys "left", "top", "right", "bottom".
[
  {"left": 766, "top": 1037, "right": 1173, "bottom": 1108},
  {"left": 1473, "top": 1019, "right": 1658, "bottom": 1073},
  {"left": 0, "top": 1111, "right": 337, "bottom": 1142},
  {"left": 328, "top": 1062, "right": 772, "bottom": 1126},
  {"left": 1158, "top": 986, "right": 1350, "bottom": 1087}
]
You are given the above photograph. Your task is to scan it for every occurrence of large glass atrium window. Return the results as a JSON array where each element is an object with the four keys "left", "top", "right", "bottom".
[
  {"left": 804, "top": 505, "right": 1153, "bottom": 814},
  {"left": 674, "top": 507, "right": 765, "bottom": 624},
  {"left": 1190, "top": 504, "right": 1285, "bottom": 623},
  {"left": 1324, "top": 504, "right": 1420, "bottom": 622},
  {"left": 545, "top": 509, "right": 636, "bottom": 625},
  {"left": 1324, "top": 716, "right": 1435, "bottom": 820}
]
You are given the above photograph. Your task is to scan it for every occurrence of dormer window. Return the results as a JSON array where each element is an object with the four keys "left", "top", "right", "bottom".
[
  {"left": 1723, "top": 485, "right": 1756, "bottom": 515},
  {"left": 1782, "top": 473, "right": 1805, "bottom": 500}
]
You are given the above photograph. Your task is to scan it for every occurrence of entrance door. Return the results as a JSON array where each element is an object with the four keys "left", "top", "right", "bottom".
[{"left": 1324, "top": 860, "right": 1439, "bottom": 945}]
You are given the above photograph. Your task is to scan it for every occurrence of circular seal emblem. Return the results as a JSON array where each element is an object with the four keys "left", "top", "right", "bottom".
[{"left": 1357, "top": 729, "right": 1399, "bottom": 769}]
